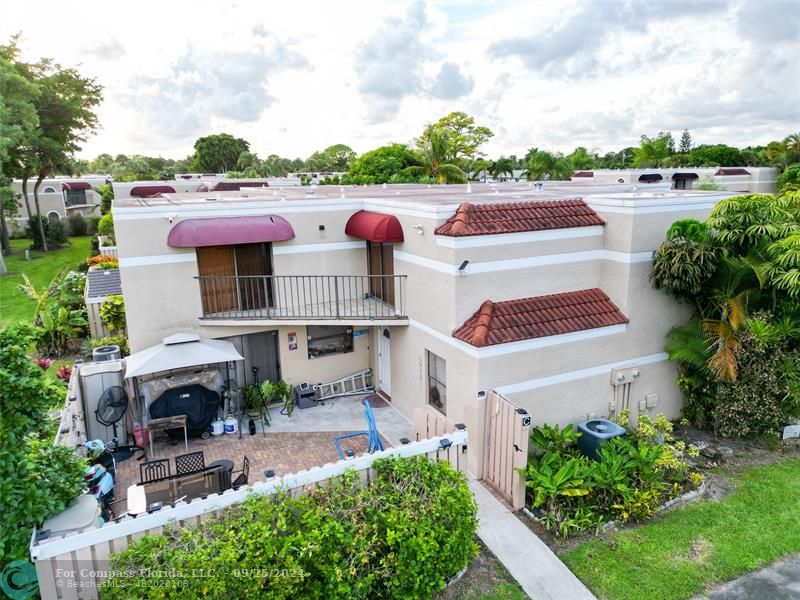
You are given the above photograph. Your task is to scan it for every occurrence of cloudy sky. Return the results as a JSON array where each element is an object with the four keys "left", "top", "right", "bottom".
[{"left": 3, "top": 0, "right": 798, "bottom": 160}]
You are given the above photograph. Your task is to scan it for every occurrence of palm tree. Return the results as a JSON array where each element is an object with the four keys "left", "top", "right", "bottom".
[
  {"left": 491, "top": 156, "right": 514, "bottom": 181},
  {"left": 404, "top": 126, "right": 467, "bottom": 183},
  {"left": 522, "top": 150, "right": 573, "bottom": 181}
]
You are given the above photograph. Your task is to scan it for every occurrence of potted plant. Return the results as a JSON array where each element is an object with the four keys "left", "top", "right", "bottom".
[
  {"left": 260, "top": 380, "right": 294, "bottom": 417},
  {"left": 244, "top": 385, "right": 265, "bottom": 420}
]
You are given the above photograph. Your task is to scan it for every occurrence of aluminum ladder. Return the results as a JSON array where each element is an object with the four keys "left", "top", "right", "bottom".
[{"left": 314, "top": 369, "right": 374, "bottom": 401}]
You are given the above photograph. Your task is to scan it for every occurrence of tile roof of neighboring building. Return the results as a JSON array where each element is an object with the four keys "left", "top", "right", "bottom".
[
  {"left": 715, "top": 168, "right": 750, "bottom": 176},
  {"left": 572, "top": 171, "right": 593, "bottom": 177},
  {"left": 434, "top": 199, "right": 605, "bottom": 237},
  {"left": 453, "top": 288, "right": 629, "bottom": 347},
  {"left": 86, "top": 269, "right": 122, "bottom": 299}
]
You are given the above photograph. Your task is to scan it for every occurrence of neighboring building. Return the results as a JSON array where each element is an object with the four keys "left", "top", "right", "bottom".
[
  {"left": 572, "top": 167, "right": 777, "bottom": 193},
  {"left": 8, "top": 177, "right": 106, "bottom": 232},
  {"left": 112, "top": 178, "right": 272, "bottom": 200},
  {"left": 113, "top": 181, "right": 731, "bottom": 474}
]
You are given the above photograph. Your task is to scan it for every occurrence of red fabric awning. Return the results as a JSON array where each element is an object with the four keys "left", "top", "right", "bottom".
[
  {"left": 167, "top": 215, "right": 296, "bottom": 248},
  {"left": 130, "top": 185, "right": 176, "bottom": 197},
  {"left": 61, "top": 181, "right": 92, "bottom": 191},
  {"left": 345, "top": 210, "right": 404, "bottom": 243}
]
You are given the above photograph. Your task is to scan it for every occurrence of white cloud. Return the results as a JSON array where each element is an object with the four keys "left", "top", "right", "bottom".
[{"left": 0, "top": 0, "right": 795, "bottom": 159}]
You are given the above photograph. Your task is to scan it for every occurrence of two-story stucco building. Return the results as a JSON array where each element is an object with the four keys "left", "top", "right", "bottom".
[
  {"left": 8, "top": 176, "right": 107, "bottom": 232},
  {"left": 113, "top": 181, "right": 731, "bottom": 473}
]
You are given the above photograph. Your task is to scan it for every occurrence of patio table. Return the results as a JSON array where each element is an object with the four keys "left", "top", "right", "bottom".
[{"left": 127, "top": 465, "right": 230, "bottom": 515}]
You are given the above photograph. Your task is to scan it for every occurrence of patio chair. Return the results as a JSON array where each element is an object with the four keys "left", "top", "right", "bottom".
[
  {"left": 175, "top": 450, "right": 205, "bottom": 476},
  {"left": 140, "top": 458, "right": 170, "bottom": 483},
  {"left": 231, "top": 456, "right": 250, "bottom": 489},
  {"left": 334, "top": 399, "right": 385, "bottom": 460}
]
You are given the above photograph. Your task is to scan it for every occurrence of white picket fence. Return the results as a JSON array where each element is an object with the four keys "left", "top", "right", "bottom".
[{"left": 30, "top": 429, "right": 468, "bottom": 599}]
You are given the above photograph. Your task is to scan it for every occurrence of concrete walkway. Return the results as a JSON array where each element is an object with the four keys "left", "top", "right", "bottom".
[
  {"left": 469, "top": 478, "right": 596, "bottom": 600},
  {"left": 697, "top": 554, "right": 800, "bottom": 599}
]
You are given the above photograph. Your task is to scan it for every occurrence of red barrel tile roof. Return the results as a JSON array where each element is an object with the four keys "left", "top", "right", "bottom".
[
  {"left": 434, "top": 199, "right": 604, "bottom": 237},
  {"left": 453, "top": 288, "right": 628, "bottom": 347},
  {"left": 714, "top": 168, "right": 750, "bottom": 176}
]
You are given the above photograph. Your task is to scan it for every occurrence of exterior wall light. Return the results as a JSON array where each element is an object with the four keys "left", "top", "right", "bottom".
[
  {"left": 413, "top": 224, "right": 424, "bottom": 234},
  {"left": 458, "top": 260, "right": 469, "bottom": 274}
]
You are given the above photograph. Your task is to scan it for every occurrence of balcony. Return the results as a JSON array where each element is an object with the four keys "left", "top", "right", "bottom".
[{"left": 196, "top": 275, "right": 407, "bottom": 322}]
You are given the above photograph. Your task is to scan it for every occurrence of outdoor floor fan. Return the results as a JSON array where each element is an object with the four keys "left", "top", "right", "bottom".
[{"left": 95, "top": 385, "right": 129, "bottom": 447}]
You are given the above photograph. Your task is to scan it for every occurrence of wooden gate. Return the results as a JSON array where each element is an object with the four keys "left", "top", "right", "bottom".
[{"left": 482, "top": 391, "right": 531, "bottom": 510}]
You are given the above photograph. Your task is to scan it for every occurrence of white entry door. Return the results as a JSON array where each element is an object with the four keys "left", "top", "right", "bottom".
[{"left": 378, "top": 328, "right": 391, "bottom": 397}]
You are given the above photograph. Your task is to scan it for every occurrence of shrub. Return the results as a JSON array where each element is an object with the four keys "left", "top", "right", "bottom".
[
  {"left": 776, "top": 163, "right": 800, "bottom": 193},
  {"left": 96, "top": 183, "right": 114, "bottom": 214},
  {"left": 66, "top": 213, "right": 88, "bottom": 236},
  {"left": 58, "top": 271, "right": 87, "bottom": 310},
  {"left": 102, "top": 457, "right": 477, "bottom": 599},
  {"left": 97, "top": 212, "right": 115, "bottom": 242},
  {"left": 524, "top": 415, "right": 701, "bottom": 538},
  {"left": 36, "top": 305, "right": 89, "bottom": 356},
  {"left": 88, "top": 214, "right": 100, "bottom": 235},
  {"left": 99, "top": 295, "right": 126, "bottom": 333},
  {"left": 714, "top": 332, "right": 800, "bottom": 439},
  {"left": 27, "top": 215, "right": 68, "bottom": 250},
  {"left": 90, "top": 335, "right": 130, "bottom": 357},
  {"left": 0, "top": 325, "right": 87, "bottom": 561},
  {"left": 694, "top": 175, "right": 725, "bottom": 191}
]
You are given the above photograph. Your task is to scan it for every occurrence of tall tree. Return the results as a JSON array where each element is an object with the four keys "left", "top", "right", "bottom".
[
  {"left": 28, "top": 61, "right": 102, "bottom": 250},
  {"left": 522, "top": 150, "right": 573, "bottom": 181},
  {"left": 633, "top": 132, "right": 675, "bottom": 167},
  {"left": 566, "top": 147, "right": 597, "bottom": 170},
  {"left": 491, "top": 156, "right": 514, "bottom": 180},
  {"left": 406, "top": 126, "right": 468, "bottom": 183},
  {"left": 0, "top": 37, "right": 39, "bottom": 254},
  {"left": 192, "top": 133, "right": 250, "bottom": 173},
  {"left": 420, "top": 112, "right": 493, "bottom": 164},
  {"left": 679, "top": 129, "right": 693, "bottom": 154},
  {"left": 346, "top": 144, "right": 418, "bottom": 183}
]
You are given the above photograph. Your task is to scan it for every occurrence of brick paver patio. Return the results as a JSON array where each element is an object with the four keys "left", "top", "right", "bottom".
[{"left": 113, "top": 428, "right": 390, "bottom": 506}]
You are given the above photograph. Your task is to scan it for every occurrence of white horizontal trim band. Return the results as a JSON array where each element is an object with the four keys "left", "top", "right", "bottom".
[
  {"left": 396, "top": 248, "right": 652, "bottom": 275},
  {"left": 409, "top": 319, "right": 627, "bottom": 358},
  {"left": 272, "top": 241, "right": 363, "bottom": 255},
  {"left": 113, "top": 199, "right": 458, "bottom": 221},
  {"left": 119, "top": 253, "right": 196, "bottom": 268},
  {"left": 495, "top": 352, "right": 670, "bottom": 394},
  {"left": 435, "top": 225, "right": 604, "bottom": 249}
]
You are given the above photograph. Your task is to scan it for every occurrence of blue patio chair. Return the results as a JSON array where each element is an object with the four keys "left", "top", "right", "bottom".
[{"left": 334, "top": 399, "right": 385, "bottom": 459}]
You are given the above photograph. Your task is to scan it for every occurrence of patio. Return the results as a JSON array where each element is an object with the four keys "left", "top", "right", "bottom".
[{"left": 112, "top": 394, "right": 414, "bottom": 508}]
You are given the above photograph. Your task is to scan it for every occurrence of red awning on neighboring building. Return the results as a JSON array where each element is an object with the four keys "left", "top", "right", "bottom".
[
  {"left": 61, "top": 181, "right": 92, "bottom": 191},
  {"left": 345, "top": 210, "right": 404, "bottom": 243},
  {"left": 167, "top": 215, "right": 295, "bottom": 248},
  {"left": 130, "top": 185, "right": 176, "bottom": 197}
]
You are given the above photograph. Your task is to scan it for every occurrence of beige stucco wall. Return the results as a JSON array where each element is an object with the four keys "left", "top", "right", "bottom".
[
  {"left": 277, "top": 325, "right": 371, "bottom": 387},
  {"left": 502, "top": 360, "right": 683, "bottom": 428}
]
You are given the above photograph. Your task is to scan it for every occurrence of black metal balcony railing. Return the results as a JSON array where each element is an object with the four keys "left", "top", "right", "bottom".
[{"left": 195, "top": 275, "right": 407, "bottom": 320}]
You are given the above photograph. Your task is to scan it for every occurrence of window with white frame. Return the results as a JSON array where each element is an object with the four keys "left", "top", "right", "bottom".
[{"left": 426, "top": 350, "right": 446, "bottom": 414}]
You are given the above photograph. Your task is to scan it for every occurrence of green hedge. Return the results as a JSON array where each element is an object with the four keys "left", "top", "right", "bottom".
[{"left": 101, "top": 456, "right": 477, "bottom": 599}]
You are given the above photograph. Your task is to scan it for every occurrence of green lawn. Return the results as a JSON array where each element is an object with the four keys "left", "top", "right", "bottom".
[
  {"left": 562, "top": 458, "right": 800, "bottom": 600},
  {"left": 0, "top": 236, "right": 92, "bottom": 325}
]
